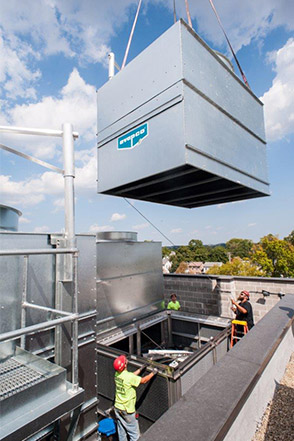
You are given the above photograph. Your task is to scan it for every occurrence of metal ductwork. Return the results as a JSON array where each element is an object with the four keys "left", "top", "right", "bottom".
[
  {"left": 97, "top": 231, "right": 137, "bottom": 242},
  {"left": 0, "top": 205, "right": 22, "bottom": 232}
]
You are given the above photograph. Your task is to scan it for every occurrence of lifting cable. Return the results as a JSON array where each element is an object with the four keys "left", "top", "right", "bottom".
[
  {"left": 173, "top": 0, "right": 177, "bottom": 24},
  {"left": 184, "top": 0, "right": 193, "bottom": 29},
  {"left": 121, "top": 0, "right": 143, "bottom": 70},
  {"left": 207, "top": 0, "right": 250, "bottom": 89},
  {"left": 123, "top": 198, "right": 176, "bottom": 247}
]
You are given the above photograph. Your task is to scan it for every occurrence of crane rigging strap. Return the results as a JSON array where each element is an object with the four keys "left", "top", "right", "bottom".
[
  {"left": 184, "top": 0, "right": 193, "bottom": 28},
  {"left": 121, "top": 0, "right": 143, "bottom": 70},
  {"left": 123, "top": 198, "right": 176, "bottom": 247},
  {"left": 207, "top": 0, "right": 250, "bottom": 89}
]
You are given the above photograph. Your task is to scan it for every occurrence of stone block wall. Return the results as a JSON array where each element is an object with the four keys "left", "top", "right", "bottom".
[{"left": 164, "top": 274, "right": 294, "bottom": 323}]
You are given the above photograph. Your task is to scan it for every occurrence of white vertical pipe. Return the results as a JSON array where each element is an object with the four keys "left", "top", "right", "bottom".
[
  {"left": 108, "top": 52, "right": 115, "bottom": 80},
  {"left": 62, "top": 123, "right": 76, "bottom": 248},
  {"left": 21, "top": 255, "right": 29, "bottom": 349},
  {"left": 71, "top": 251, "right": 79, "bottom": 392},
  {"left": 62, "top": 123, "right": 79, "bottom": 391}
]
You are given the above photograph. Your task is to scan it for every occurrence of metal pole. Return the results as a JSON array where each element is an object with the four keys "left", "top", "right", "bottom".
[
  {"left": 21, "top": 255, "right": 29, "bottom": 349},
  {"left": 62, "top": 123, "right": 76, "bottom": 250},
  {"left": 0, "top": 314, "right": 78, "bottom": 343},
  {"left": 0, "top": 248, "right": 77, "bottom": 256},
  {"left": 0, "top": 143, "right": 64, "bottom": 174},
  {"left": 0, "top": 125, "right": 78, "bottom": 138},
  {"left": 71, "top": 252, "right": 79, "bottom": 392},
  {"left": 129, "top": 335, "right": 134, "bottom": 354},
  {"left": 23, "top": 301, "right": 73, "bottom": 316},
  {"left": 136, "top": 328, "right": 141, "bottom": 356},
  {"left": 167, "top": 312, "right": 173, "bottom": 347},
  {"left": 62, "top": 123, "right": 79, "bottom": 392},
  {"left": 108, "top": 52, "right": 115, "bottom": 80}
]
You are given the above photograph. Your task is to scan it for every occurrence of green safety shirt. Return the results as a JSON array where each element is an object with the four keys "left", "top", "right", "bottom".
[
  {"left": 114, "top": 370, "right": 141, "bottom": 414},
  {"left": 167, "top": 300, "right": 181, "bottom": 311}
]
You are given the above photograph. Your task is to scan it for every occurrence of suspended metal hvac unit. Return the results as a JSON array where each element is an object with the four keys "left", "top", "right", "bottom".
[{"left": 97, "top": 20, "right": 269, "bottom": 208}]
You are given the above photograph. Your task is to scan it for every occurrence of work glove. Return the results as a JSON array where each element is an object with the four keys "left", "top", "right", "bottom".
[{"left": 152, "top": 368, "right": 158, "bottom": 375}]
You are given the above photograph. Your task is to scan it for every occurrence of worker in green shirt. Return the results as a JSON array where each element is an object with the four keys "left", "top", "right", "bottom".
[
  {"left": 167, "top": 293, "right": 181, "bottom": 311},
  {"left": 113, "top": 355, "right": 157, "bottom": 441}
]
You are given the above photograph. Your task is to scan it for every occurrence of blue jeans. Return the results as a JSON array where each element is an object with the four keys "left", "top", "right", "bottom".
[{"left": 114, "top": 408, "right": 140, "bottom": 441}]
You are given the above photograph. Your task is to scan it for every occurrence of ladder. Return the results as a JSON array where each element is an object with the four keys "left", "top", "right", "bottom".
[{"left": 230, "top": 320, "right": 248, "bottom": 348}]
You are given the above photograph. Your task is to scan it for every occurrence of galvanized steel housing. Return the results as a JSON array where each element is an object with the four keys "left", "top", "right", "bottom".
[
  {"left": 0, "top": 204, "right": 22, "bottom": 231},
  {"left": 97, "top": 20, "right": 269, "bottom": 208}
]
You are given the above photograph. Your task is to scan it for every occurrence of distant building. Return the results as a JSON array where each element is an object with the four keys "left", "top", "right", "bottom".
[
  {"left": 203, "top": 262, "right": 223, "bottom": 273},
  {"left": 162, "top": 257, "right": 172, "bottom": 274},
  {"left": 187, "top": 262, "right": 204, "bottom": 274},
  {"left": 162, "top": 251, "right": 176, "bottom": 274}
]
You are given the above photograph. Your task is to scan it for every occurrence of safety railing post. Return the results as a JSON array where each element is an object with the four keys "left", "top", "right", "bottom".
[
  {"left": 71, "top": 251, "right": 79, "bottom": 392},
  {"left": 21, "top": 255, "right": 29, "bottom": 349}
]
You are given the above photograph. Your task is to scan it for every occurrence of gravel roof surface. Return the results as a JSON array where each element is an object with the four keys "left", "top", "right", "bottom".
[{"left": 252, "top": 352, "right": 294, "bottom": 441}]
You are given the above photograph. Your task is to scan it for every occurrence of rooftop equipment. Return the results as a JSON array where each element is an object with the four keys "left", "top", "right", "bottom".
[
  {"left": 97, "top": 20, "right": 269, "bottom": 208},
  {"left": 96, "top": 232, "right": 164, "bottom": 332},
  {"left": 97, "top": 310, "right": 231, "bottom": 432},
  {"left": 0, "top": 205, "right": 22, "bottom": 231},
  {"left": 0, "top": 347, "right": 84, "bottom": 441}
]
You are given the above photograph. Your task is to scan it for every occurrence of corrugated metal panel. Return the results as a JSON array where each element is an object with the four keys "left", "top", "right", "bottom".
[
  {"left": 97, "top": 20, "right": 269, "bottom": 207},
  {"left": 96, "top": 239, "right": 164, "bottom": 331}
]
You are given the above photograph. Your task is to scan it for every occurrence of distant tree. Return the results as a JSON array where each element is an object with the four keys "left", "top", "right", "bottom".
[
  {"left": 175, "top": 262, "right": 188, "bottom": 274},
  {"left": 188, "top": 239, "right": 208, "bottom": 261},
  {"left": 251, "top": 234, "right": 294, "bottom": 277},
  {"left": 188, "top": 239, "right": 204, "bottom": 249},
  {"left": 206, "top": 257, "right": 263, "bottom": 276},
  {"left": 162, "top": 246, "right": 171, "bottom": 258},
  {"left": 226, "top": 238, "right": 253, "bottom": 259},
  {"left": 284, "top": 230, "right": 294, "bottom": 246},
  {"left": 207, "top": 246, "right": 229, "bottom": 263}
]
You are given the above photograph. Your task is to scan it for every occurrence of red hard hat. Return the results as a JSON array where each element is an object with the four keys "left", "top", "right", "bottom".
[
  {"left": 113, "top": 355, "right": 127, "bottom": 372},
  {"left": 241, "top": 290, "right": 250, "bottom": 299}
]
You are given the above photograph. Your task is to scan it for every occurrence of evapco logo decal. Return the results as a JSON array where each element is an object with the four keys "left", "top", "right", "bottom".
[{"left": 118, "top": 123, "right": 148, "bottom": 150}]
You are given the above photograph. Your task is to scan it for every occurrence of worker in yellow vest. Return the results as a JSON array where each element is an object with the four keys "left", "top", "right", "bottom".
[
  {"left": 113, "top": 355, "right": 157, "bottom": 441},
  {"left": 167, "top": 293, "right": 181, "bottom": 311}
]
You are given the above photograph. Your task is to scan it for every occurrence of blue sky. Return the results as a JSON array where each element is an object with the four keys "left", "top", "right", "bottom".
[{"left": 0, "top": 0, "right": 293, "bottom": 246}]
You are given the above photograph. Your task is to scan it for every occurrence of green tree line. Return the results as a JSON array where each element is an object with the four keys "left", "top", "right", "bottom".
[{"left": 162, "top": 231, "right": 294, "bottom": 278}]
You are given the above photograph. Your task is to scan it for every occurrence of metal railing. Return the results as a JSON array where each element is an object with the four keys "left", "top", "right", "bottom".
[
  {"left": 0, "top": 123, "right": 80, "bottom": 393},
  {"left": 0, "top": 247, "right": 79, "bottom": 392}
]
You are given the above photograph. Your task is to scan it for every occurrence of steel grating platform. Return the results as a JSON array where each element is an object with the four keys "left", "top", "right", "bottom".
[
  {"left": 0, "top": 358, "right": 44, "bottom": 400},
  {"left": 0, "top": 347, "right": 84, "bottom": 441}
]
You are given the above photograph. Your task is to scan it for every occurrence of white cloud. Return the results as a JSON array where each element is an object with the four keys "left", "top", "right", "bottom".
[
  {"left": 19, "top": 216, "right": 31, "bottom": 224},
  {"left": 132, "top": 223, "right": 149, "bottom": 230},
  {"left": 88, "top": 223, "right": 114, "bottom": 233},
  {"left": 260, "top": 38, "right": 294, "bottom": 141},
  {"left": 248, "top": 223, "right": 257, "bottom": 227},
  {"left": 52, "top": 198, "right": 64, "bottom": 213},
  {"left": 0, "top": 30, "right": 41, "bottom": 100},
  {"left": 171, "top": 228, "right": 182, "bottom": 233},
  {"left": 165, "top": 0, "right": 294, "bottom": 53},
  {"left": 0, "top": 1, "right": 143, "bottom": 65},
  {"left": 0, "top": 169, "right": 64, "bottom": 207},
  {"left": 0, "top": 1, "right": 293, "bottom": 83},
  {"left": 110, "top": 213, "right": 126, "bottom": 222},
  {"left": 5, "top": 69, "right": 96, "bottom": 158},
  {"left": 34, "top": 225, "right": 50, "bottom": 233}
]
